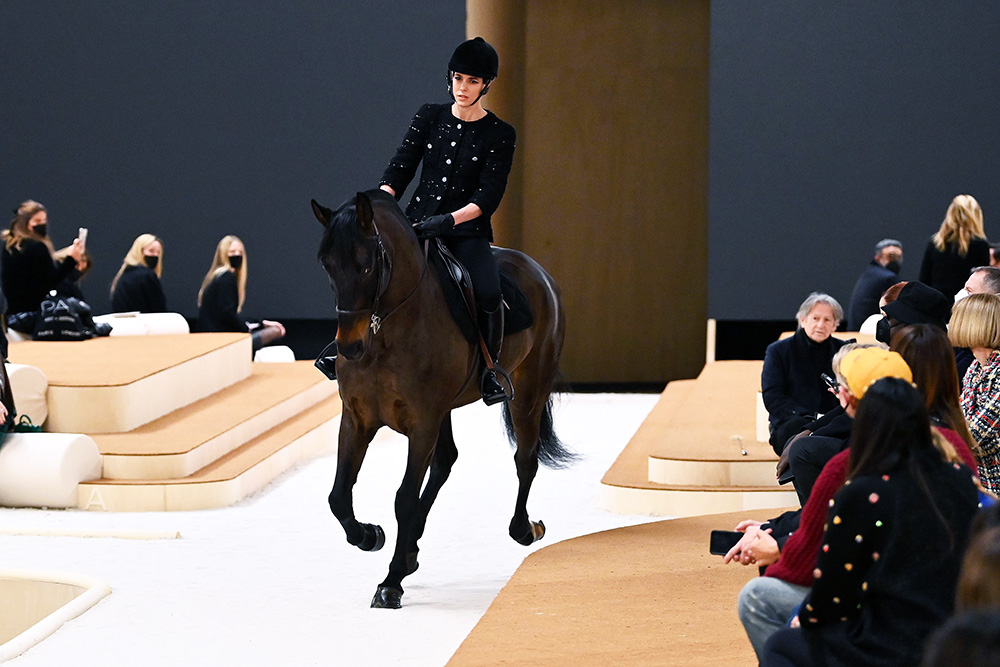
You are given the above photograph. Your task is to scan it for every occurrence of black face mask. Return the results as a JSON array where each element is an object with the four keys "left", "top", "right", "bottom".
[
  {"left": 875, "top": 316, "right": 893, "bottom": 346},
  {"left": 228, "top": 255, "right": 243, "bottom": 270},
  {"left": 144, "top": 256, "right": 159, "bottom": 270},
  {"left": 884, "top": 260, "right": 902, "bottom": 274},
  {"left": 32, "top": 224, "right": 48, "bottom": 238}
]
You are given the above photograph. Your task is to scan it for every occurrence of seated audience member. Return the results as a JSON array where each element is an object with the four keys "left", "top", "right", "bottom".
[
  {"left": 1, "top": 200, "right": 83, "bottom": 317},
  {"left": 760, "top": 377, "right": 979, "bottom": 667},
  {"left": 762, "top": 293, "right": 846, "bottom": 455},
  {"left": 110, "top": 234, "right": 166, "bottom": 313},
  {"left": 779, "top": 343, "right": 879, "bottom": 505},
  {"left": 197, "top": 235, "right": 285, "bottom": 353},
  {"left": 991, "top": 243, "right": 1000, "bottom": 269},
  {"left": 921, "top": 611, "right": 1000, "bottom": 667},
  {"left": 952, "top": 266, "right": 1000, "bottom": 380},
  {"left": 949, "top": 293, "right": 1000, "bottom": 495},
  {"left": 732, "top": 349, "right": 918, "bottom": 660},
  {"left": 955, "top": 525, "right": 1000, "bottom": 611},
  {"left": 847, "top": 238, "right": 903, "bottom": 331},
  {"left": 874, "top": 280, "right": 950, "bottom": 346}
]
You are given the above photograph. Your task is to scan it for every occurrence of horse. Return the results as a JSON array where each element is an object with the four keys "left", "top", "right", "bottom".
[{"left": 311, "top": 189, "right": 572, "bottom": 608}]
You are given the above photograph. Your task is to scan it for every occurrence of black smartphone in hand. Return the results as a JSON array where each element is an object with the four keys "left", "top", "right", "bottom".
[{"left": 709, "top": 529, "right": 743, "bottom": 555}]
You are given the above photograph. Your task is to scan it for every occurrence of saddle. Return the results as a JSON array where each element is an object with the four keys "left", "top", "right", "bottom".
[{"left": 427, "top": 239, "right": 533, "bottom": 346}]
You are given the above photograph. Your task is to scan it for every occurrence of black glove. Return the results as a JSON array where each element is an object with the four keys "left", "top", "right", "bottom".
[{"left": 413, "top": 213, "right": 455, "bottom": 239}]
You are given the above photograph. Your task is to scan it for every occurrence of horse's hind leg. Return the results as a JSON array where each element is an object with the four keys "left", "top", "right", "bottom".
[
  {"left": 405, "top": 413, "right": 459, "bottom": 576},
  {"left": 329, "top": 410, "right": 383, "bottom": 552},
  {"left": 506, "top": 394, "right": 547, "bottom": 546}
]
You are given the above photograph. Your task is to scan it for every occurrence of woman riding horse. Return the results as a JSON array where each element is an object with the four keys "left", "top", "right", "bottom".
[{"left": 378, "top": 36, "right": 515, "bottom": 406}]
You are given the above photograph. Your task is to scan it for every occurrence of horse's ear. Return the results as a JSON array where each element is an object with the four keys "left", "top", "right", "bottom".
[
  {"left": 355, "top": 192, "right": 376, "bottom": 236},
  {"left": 311, "top": 199, "right": 333, "bottom": 228}
]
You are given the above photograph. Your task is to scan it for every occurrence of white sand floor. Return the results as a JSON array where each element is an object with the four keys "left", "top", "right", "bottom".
[{"left": 0, "top": 392, "right": 660, "bottom": 666}]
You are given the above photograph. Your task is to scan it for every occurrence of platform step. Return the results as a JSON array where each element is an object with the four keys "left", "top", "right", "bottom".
[
  {"left": 76, "top": 399, "right": 341, "bottom": 512},
  {"left": 92, "top": 361, "right": 338, "bottom": 480},
  {"left": 599, "top": 482, "right": 798, "bottom": 518}
]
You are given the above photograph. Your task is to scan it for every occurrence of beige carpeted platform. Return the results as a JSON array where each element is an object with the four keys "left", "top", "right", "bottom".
[
  {"left": 447, "top": 511, "right": 765, "bottom": 667},
  {"left": 600, "top": 362, "right": 797, "bottom": 516}
]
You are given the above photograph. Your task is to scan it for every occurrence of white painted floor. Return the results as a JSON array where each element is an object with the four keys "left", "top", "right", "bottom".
[{"left": 0, "top": 393, "right": 660, "bottom": 666}]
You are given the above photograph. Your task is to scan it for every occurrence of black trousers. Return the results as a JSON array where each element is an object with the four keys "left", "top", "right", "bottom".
[
  {"left": 443, "top": 235, "right": 501, "bottom": 312},
  {"left": 788, "top": 436, "right": 847, "bottom": 506}
]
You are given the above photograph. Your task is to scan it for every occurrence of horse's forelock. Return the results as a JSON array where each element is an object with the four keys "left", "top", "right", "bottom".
[{"left": 317, "top": 204, "right": 359, "bottom": 262}]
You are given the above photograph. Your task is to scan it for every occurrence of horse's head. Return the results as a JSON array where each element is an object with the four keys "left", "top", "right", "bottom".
[{"left": 313, "top": 191, "right": 387, "bottom": 361}]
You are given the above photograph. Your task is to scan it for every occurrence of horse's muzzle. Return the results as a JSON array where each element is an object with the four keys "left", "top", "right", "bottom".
[{"left": 336, "top": 314, "right": 370, "bottom": 361}]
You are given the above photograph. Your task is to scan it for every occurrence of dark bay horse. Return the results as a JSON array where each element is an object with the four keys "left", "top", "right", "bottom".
[{"left": 312, "top": 189, "right": 572, "bottom": 608}]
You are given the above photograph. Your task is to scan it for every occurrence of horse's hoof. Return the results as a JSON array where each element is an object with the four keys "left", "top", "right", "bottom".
[
  {"left": 405, "top": 551, "right": 420, "bottom": 576},
  {"left": 358, "top": 524, "right": 385, "bottom": 552},
  {"left": 371, "top": 586, "right": 403, "bottom": 609},
  {"left": 510, "top": 520, "right": 546, "bottom": 546}
]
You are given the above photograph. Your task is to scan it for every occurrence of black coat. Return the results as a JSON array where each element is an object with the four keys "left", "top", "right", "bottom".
[
  {"left": 0, "top": 238, "right": 77, "bottom": 314},
  {"left": 197, "top": 270, "right": 247, "bottom": 333},
  {"left": 762, "top": 328, "right": 846, "bottom": 429},
  {"left": 111, "top": 265, "right": 166, "bottom": 313},
  {"left": 919, "top": 236, "right": 990, "bottom": 300},
  {"left": 847, "top": 261, "right": 899, "bottom": 331},
  {"left": 380, "top": 103, "right": 515, "bottom": 241}
]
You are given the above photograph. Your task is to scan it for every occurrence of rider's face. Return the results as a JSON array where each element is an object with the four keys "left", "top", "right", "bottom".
[{"left": 452, "top": 72, "right": 486, "bottom": 107}]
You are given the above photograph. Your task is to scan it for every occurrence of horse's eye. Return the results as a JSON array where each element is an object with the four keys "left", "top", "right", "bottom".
[{"left": 363, "top": 265, "right": 373, "bottom": 275}]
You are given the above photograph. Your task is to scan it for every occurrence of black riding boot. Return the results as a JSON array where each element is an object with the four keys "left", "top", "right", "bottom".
[{"left": 479, "top": 304, "right": 509, "bottom": 405}]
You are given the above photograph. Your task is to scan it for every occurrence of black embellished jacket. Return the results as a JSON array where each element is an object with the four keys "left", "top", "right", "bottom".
[{"left": 380, "top": 103, "right": 516, "bottom": 241}]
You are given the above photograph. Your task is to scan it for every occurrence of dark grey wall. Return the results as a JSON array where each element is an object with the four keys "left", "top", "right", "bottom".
[
  {"left": 709, "top": 1, "right": 1000, "bottom": 320},
  {"left": 1, "top": 1, "right": 464, "bottom": 320}
]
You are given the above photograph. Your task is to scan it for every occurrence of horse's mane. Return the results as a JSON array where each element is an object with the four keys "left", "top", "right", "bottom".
[{"left": 317, "top": 189, "right": 412, "bottom": 261}]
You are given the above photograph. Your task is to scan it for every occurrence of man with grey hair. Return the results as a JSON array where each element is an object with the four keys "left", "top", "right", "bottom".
[{"left": 847, "top": 238, "right": 903, "bottom": 331}]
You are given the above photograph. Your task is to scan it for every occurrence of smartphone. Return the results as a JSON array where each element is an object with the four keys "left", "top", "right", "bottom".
[
  {"left": 78, "top": 227, "right": 88, "bottom": 249},
  {"left": 820, "top": 373, "right": 838, "bottom": 392},
  {"left": 709, "top": 529, "right": 743, "bottom": 555},
  {"left": 778, "top": 468, "right": 795, "bottom": 485}
]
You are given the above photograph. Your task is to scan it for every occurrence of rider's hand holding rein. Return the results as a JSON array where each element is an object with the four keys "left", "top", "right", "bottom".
[{"left": 413, "top": 214, "right": 455, "bottom": 239}]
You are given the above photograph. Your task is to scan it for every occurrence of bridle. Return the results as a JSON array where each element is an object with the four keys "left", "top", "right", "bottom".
[{"left": 334, "top": 223, "right": 427, "bottom": 343}]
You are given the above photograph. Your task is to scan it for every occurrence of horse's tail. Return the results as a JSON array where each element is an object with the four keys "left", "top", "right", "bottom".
[{"left": 502, "top": 395, "right": 578, "bottom": 469}]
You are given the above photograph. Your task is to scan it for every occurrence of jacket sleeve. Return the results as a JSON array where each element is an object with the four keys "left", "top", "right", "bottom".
[
  {"left": 468, "top": 121, "right": 516, "bottom": 217},
  {"left": 961, "top": 367, "right": 1000, "bottom": 460},
  {"left": 379, "top": 104, "right": 435, "bottom": 199},
  {"left": 214, "top": 271, "right": 248, "bottom": 333},
  {"left": 761, "top": 340, "right": 811, "bottom": 421},
  {"left": 144, "top": 272, "right": 167, "bottom": 313},
  {"left": 798, "top": 479, "right": 886, "bottom": 628},
  {"left": 24, "top": 242, "right": 76, "bottom": 296}
]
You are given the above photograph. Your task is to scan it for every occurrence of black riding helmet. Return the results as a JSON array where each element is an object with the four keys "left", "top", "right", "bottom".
[{"left": 447, "top": 36, "right": 498, "bottom": 103}]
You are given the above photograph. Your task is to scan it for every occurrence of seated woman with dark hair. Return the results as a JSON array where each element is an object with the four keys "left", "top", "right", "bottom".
[
  {"left": 760, "top": 377, "right": 980, "bottom": 667},
  {"left": 762, "top": 292, "right": 847, "bottom": 456}
]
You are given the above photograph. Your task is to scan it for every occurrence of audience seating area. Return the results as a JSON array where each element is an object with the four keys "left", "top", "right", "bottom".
[{"left": 0, "top": 332, "right": 340, "bottom": 511}]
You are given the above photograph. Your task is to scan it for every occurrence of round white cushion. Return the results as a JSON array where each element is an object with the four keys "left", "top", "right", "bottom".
[
  {"left": 254, "top": 345, "right": 295, "bottom": 363},
  {"left": 7, "top": 363, "right": 48, "bottom": 427},
  {"left": 0, "top": 433, "right": 101, "bottom": 509}
]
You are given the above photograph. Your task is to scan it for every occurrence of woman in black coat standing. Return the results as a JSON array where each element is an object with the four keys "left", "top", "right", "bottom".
[
  {"left": 919, "top": 194, "right": 990, "bottom": 300},
  {"left": 110, "top": 234, "right": 166, "bottom": 313},
  {"left": 378, "top": 36, "right": 516, "bottom": 406}
]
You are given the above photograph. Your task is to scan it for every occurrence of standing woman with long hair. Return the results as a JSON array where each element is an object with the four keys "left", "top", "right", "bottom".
[
  {"left": 920, "top": 194, "right": 990, "bottom": 299},
  {"left": 378, "top": 36, "right": 516, "bottom": 405},
  {"left": 1, "top": 200, "right": 83, "bottom": 316},
  {"left": 110, "top": 234, "right": 166, "bottom": 313},
  {"left": 197, "top": 235, "right": 284, "bottom": 352},
  {"left": 761, "top": 378, "right": 980, "bottom": 666},
  {"left": 948, "top": 293, "right": 1000, "bottom": 494}
]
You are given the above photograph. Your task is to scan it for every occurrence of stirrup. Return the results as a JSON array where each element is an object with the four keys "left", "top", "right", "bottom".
[
  {"left": 314, "top": 339, "right": 338, "bottom": 381},
  {"left": 480, "top": 366, "right": 513, "bottom": 405}
]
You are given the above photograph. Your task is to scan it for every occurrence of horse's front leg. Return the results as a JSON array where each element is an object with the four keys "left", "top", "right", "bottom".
[
  {"left": 329, "top": 408, "right": 383, "bottom": 552},
  {"left": 507, "top": 400, "right": 546, "bottom": 546},
  {"left": 371, "top": 424, "right": 438, "bottom": 609}
]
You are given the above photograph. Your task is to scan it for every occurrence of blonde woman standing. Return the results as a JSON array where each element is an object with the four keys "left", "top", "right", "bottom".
[
  {"left": 920, "top": 194, "right": 990, "bottom": 299},
  {"left": 110, "top": 234, "right": 166, "bottom": 313},
  {"left": 197, "top": 235, "right": 284, "bottom": 352}
]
